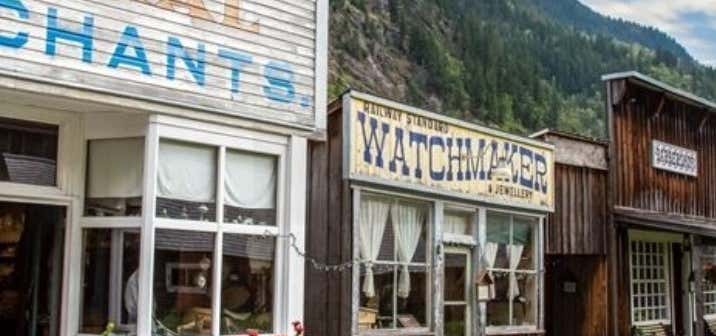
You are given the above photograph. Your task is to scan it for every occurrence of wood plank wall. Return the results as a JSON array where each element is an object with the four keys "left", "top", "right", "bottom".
[
  {"left": 305, "top": 104, "right": 354, "bottom": 336},
  {"left": 547, "top": 163, "right": 608, "bottom": 255},
  {"left": 610, "top": 80, "right": 716, "bottom": 219},
  {"left": 545, "top": 255, "right": 608, "bottom": 336}
]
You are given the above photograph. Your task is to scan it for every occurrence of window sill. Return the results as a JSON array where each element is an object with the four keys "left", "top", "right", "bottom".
[
  {"left": 486, "top": 327, "right": 544, "bottom": 335},
  {"left": 357, "top": 328, "right": 433, "bottom": 336}
]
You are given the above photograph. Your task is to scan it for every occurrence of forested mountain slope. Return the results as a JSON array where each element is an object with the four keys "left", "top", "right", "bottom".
[{"left": 328, "top": 0, "right": 716, "bottom": 137}]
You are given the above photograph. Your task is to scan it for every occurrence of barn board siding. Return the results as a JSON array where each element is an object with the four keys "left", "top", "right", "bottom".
[
  {"left": 0, "top": 0, "right": 323, "bottom": 131},
  {"left": 547, "top": 164, "right": 608, "bottom": 255},
  {"left": 545, "top": 255, "right": 608, "bottom": 336},
  {"left": 305, "top": 105, "right": 353, "bottom": 336},
  {"left": 610, "top": 80, "right": 716, "bottom": 220}
]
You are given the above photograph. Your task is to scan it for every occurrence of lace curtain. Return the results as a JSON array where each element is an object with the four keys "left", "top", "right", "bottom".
[
  {"left": 392, "top": 202, "right": 425, "bottom": 298},
  {"left": 358, "top": 197, "right": 391, "bottom": 298},
  {"left": 157, "top": 140, "right": 216, "bottom": 203},
  {"left": 224, "top": 150, "right": 276, "bottom": 209}
]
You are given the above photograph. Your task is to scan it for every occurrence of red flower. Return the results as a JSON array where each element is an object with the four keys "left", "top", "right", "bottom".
[
  {"left": 292, "top": 321, "right": 304, "bottom": 335},
  {"left": 246, "top": 329, "right": 259, "bottom": 336}
]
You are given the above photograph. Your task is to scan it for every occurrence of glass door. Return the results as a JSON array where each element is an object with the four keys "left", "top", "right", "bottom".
[{"left": 444, "top": 248, "right": 470, "bottom": 336}]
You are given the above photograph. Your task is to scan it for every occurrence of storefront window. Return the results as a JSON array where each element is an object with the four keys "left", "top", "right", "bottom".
[
  {"left": 485, "top": 212, "right": 539, "bottom": 329},
  {"left": 223, "top": 150, "right": 277, "bottom": 226},
  {"left": 629, "top": 240, "right": 670, "bottom": 324},
  {"left": 79, "top": 229, "right": 140, "bottom": 335},
  {"left": 154, "top": 229, "right": 215, "bottom": 336},
  {"left": 358, "top": 195, "right": 430, "bottom": 331},
  {"left": 221, "top": 234, "right": 276, "bottom": 334},
  {"left": 0, "top": 117, "right": 58, "bottom": 186},
  {"left": 156, "top": 140, "right": 217, "bottom": 222},
  {"left": 444, "top": 250, "right": 470, "bottom": 336},
  {"left": 85, "top": 138, "right": 144, "bottom": 217},
  {"left": 701, "top": 244, "right": 716, "bottom": 326}
]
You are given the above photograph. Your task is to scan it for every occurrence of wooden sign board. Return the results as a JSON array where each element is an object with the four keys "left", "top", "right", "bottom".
[
  {"left": 0, "top": 0, "right": 326, "bottom": 133},
  {"left": 344, "top": 92, "right": 555, "bottom": 212},
  {"left": 652, "top": 140, "right": 698, "bottom": 177}
]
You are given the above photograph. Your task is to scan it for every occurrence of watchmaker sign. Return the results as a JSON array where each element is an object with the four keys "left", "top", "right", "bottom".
[
  {"left": 345, "top": 92, "right": 555, "bottom": 211},
  {"left": 0, "top": 0, "right": 325, "bottom": 132},
  {"left": 652, "top": 140, "right": 698, "bottom": 177}
]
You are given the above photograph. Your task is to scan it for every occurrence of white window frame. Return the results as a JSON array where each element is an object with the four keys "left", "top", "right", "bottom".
[
  {"left": 352, "top": 187, "right": 435, "bottom": 336},
  {"left": 78, "top": 114, "right": 306, "bottom": 336},
  {"left": 482, "top": 208, "right": 544, "bottom": 336},
  {"left": 443, "top": 246, "right": 471, "bottom": 336},
  {"left": 628, "top": 230, "right": 681, "bottom": 327}
]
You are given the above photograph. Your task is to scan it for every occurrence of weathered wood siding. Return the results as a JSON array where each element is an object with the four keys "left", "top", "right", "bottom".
[
  {"left": 0, "top": 0, "right": 324, "bottom": 131},
  {"left": 547, "top": 164, "right": 608, "bottom": 255},
  {"left": 608, "top": 79, "right": 716, "bottom": 219},
  {"left": 305, "top": 103, "right": 353, "bottom": 336},
  {"left": 545, "top": 255, "right": 608, "bottom": 336}
]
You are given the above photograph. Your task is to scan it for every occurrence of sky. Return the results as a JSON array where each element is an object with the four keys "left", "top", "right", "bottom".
[{"left": 579, "top": 0, "right": 716, "bottom": 67}]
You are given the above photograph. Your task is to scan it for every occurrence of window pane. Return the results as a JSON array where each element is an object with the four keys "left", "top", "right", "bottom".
[
  {"left": 486, "top": 272, "right": 510, "bottom": 327},
  {"left": 154, "top": 229, "right": 215, "bottom": 336},
  {"left": 80, "top": 229, "right": 140, "bottom": 334},
  {"left": 0, "top": 117, "right": 58, "bottom": 186},
  {"left": 359, "top": 264, "right": 394, "bottom": 329},
  {"left": 444, "top": 253, "right": 467, "bottom": 302},
  {"left": 630, "top": 240, "right": 670, "bottom": 323},
  {"left": 444, "top": 305, "right": 466, "bottom": 336},
  {"left": 486, "top": 212, "right": 510, "bottom": 269},
  {"left": 221, "top": 234, "right": 275, "bottom": 335},
  {"left": 223, "top": 150, "right": 277, "bottom": 226},
  {"left": 156, "top": 140, "right": 217, "bottom": 222},
  {"left": 396, "top": 266, "right": 428, "bottom": 328},
  {"left": 85, "top": 138, "right": 144, "bottom": 217},
  {"left": 513, "top": 274, "right": 538, "bottom": 326},
  {"left": 514, "top": 216, "right": 537, "bottom": 271},
  {"left": 444, "top": 211, "right": 471, "bottom": 236}
]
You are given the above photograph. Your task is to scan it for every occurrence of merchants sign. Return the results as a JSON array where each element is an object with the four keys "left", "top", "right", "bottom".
[
  {"left": 345, "top": 92, "right": 555, "bottom": 211},
  {"left": 0, "top": 0, "right": 325, "bottom": 132}
]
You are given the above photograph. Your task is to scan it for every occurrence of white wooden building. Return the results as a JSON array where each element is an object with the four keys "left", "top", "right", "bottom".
[{"left": 0, "top": 1, "right": 327, "bottom": 336}]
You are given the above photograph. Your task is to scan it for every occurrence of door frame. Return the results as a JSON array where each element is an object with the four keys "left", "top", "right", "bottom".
[{"left": 444, "top": 246, "right": 472, "bottom": 336}]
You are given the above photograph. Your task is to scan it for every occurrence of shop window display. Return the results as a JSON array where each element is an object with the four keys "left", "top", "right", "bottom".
[
  {"left": 485, "top": 212, "right": 539, "bottom": 329},
  {"left": 0, "top": 117, "right": 58, "bottom": 186},
  {"left": 85, "top": 138, "right": 144, "bottom": 217},
  {"left": 223, "top": 150, "right": 277, "bottom": 226},
  {"left": 358, "top": 195, "right": 429, "bottom": 331},
  {"left": 156, "top": 140, "right": 217, "bottom": 222},
  {"left": 79, "top": 229, "right": 140, "bottom": 334}
]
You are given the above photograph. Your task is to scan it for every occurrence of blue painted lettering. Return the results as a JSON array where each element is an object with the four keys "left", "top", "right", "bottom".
[
  {"left": 264, "top": 61, "right": 295, "bottom": 103},
  {"left": 409, "top": 131, "right": 427, "bottom": 179},
  {"left": 108, "top": 26, "right": 151, "bottom": 75},
  {"left": 446, "top": 138, "right": 464, "bottom": 181},
  {"left": 466, "top": 139, "right": 487, "bottom": 180},
  {"left": 389, "top": 127, "right": 410, "bottom": 176},
  {"left": 218, "top": 48, "right": 253, "bottom": 94},
  {"left": 0, "top": 0, "right": 29, "bottom": 48},
  {"left": 429, "top": 136, "right": 446, "bottom": 181},
  {"left": 166, "top": 36, "right": 206, "bottom": 86},
  {"left": 535, "top": 153, "right": 548, "bottom": 194},
  {"left": 357, "top": 111, "right": 389, "bottom": 168},
  {"left": 519, "top": 147, "right": 534, "bottom": 188},
  {"left": 46, "top": 7, "right": 94, "bottom": 63}
]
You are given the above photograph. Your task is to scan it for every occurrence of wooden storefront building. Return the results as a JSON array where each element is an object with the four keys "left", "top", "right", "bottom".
[
  {"left": 604, "top": 72, "right": 716, "bottom": 336},
  {"left": 305, "top": 91, "right": 555, "bottom": 336},
  {"left": 532, "top": 130, "right": 609, "bottom": 336},
  {"left": 539, "top": 71, "right": 716, "bottom": 336}
]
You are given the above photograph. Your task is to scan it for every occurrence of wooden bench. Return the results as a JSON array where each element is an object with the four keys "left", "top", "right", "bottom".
[{"left": 633, "top": 323, "right": 671, "bottom": 336}]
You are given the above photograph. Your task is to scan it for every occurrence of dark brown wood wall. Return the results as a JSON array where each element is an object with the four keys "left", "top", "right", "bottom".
[
  {"left": 545, "top": 255, "right": 608, "bottom": 336},
  {"left": 305, "top": 105, "right": 354, "bottom": 336},
  {"left": 610, "top": 80, "right": 716, "bottom": 218},
  {"left": 547, "top": 163, "right": 608, "bottom": 255}
]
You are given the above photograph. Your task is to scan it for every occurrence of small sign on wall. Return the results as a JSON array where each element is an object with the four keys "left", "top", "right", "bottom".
[{"left": 652, "top": 140, "right": 698, "bottom": 177}]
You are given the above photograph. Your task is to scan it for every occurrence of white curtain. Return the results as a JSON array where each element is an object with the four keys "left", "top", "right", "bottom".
[
  {"left": 358, "top": 198, "right": 390, "bottom": 298},
  {"left": 509, "top": 244, "right": 524, "bottom": 299},
  {"left": 444, "top": 213, "right": 469, "bottom": 235},
  {"left": 157, "top": 140, "right": 216, "bottom": 203},
  {"left": 224, "top": 150, "right": 276, "bottom": 209},
  {"left": 392, "top": 202, "right": 425, "bottom": 298},
  {"left": 87, "top": 138, "right": 144, "bottom": 198},
  {"left": 483, "top": 242, "right": 499, "bottom": 297}
]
